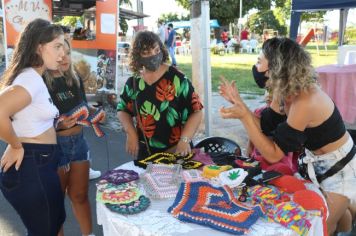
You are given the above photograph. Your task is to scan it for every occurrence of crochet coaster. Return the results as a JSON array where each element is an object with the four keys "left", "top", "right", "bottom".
[
  {"left": 96, "top": 180, "right": 138, "bottom": 193},
  {"left": 202, "top": 165, "right": 232, "bottom": 179},
  {"left": 140, "top": 164, "right": 182, "bottom": 199},
  {"left": 55, "top": 102, "right": 105, "bottom": 137},
  {"left": 101, "top": 169, "right": 139, "bottom": 185},
  {"left": 105, "top": 195, "right": 151, "bottom": 215},
  {"left": 137, "top": 152, "right": 202, "bottom": 169},
  {"left": 219, "top": 168, "right": 248, "bottom": 188},
  {"left": 168, "top": 181, "right": 263, "bottom": 235},
  {"left": 96, "top": 187, "right": 141, "bottom": 204}
]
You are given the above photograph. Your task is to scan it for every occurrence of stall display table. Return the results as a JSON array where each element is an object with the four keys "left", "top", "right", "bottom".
[
  {"left": 316, "top": 64, "right": 356, "bottom": 124},
  {"left": 97, "top": 162, "right": 324, "bottom": 236}
]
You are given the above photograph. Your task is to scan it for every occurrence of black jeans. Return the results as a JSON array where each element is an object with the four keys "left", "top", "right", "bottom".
[{"left": 0, "top": 143, "right": 65, "bottom": 236}]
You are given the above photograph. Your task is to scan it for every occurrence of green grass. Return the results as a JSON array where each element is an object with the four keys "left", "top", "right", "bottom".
[{"left": 175, "top": 44, "right": 337, "bottom": 95}]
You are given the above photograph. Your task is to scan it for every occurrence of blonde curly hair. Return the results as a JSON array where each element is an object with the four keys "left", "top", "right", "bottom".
[{"left": 262, "top": 37, "right": 317, "bottom": 100}]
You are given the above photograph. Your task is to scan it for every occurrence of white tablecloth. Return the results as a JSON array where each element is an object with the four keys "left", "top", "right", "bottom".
[{"left": 97, "top": 162, "right": 325, "bottom": 236}]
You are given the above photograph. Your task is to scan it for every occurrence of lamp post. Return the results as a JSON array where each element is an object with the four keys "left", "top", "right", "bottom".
[{"left": 239, "top": 0, "right": 243, "bottom": 38}]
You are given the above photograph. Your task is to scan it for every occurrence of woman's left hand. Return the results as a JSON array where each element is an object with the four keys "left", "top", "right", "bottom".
[
  {"left": 175, "top": 140, "right": 191, "bottom": 157},
  {"left": 219, "top": 77, "right": 249, "bottom": 120},
  {"left": 99, "top": 111, "right": 106, "bottom": 124}
]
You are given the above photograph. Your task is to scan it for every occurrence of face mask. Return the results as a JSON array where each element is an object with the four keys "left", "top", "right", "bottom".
[
  {"left": 139, "top": 52, "right": 163, "bottom": 72},
  {"left": 252, "top": 64, "right": 269, "bottom": 88}
]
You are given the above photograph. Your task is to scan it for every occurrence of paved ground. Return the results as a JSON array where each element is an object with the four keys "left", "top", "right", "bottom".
[{"left": 1, "top": 93, "right": 355, "bottom": 235}]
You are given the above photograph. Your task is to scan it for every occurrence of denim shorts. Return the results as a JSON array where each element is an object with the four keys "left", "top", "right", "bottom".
[
  {"left": 0, "top": 143, "right": 66, "bottom": 236},
  {"left": 306, "top": 137, "right": 356, "bottom": 201},
  {"left": 57, "top": 130, "right": 90, "bottom": 168}
]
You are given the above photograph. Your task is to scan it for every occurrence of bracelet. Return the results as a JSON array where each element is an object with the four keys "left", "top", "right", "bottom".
[{"left": 180, "top": 136, "right": 191, "bottom": 143}]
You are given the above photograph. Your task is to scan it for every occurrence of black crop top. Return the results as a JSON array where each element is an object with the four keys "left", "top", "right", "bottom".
[
  {"left": 47, "top": 76, "right": 87, "bottom": 114},
  {"left": 260, "top": 107, "right": 287, "bottom": 136},
  {"left": 274, "top": 105, "right": 346, "bottom": 154}
]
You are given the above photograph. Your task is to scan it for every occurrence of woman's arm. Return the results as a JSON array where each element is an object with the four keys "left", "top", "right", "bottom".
[
  {"left": 117, "top": 111, "right": 139, "bottom": 157},
  {"left": 0, "top": 86, "right": 31, "bottom": 171},
  {"left": 175, "top": 110, "right": 202, "bottom": 156},
  {"left": 219, "top": 78, "right": 286, "bottom": 163}
]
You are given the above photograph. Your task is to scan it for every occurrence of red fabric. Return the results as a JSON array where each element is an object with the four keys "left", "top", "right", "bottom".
[
  {"left": 269, "top": 175, "right": 306, "bottom": 193},
  {"left": 294, "top": 190, "right": 328, "bottom": 236},
  {"left": 240, "top": 30, "right": 249, "bottom": 40}
]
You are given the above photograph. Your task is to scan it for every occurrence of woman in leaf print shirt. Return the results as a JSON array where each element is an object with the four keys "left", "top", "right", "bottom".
[{"left": 117, "top": 31, "right": 203, "bottom": 163}]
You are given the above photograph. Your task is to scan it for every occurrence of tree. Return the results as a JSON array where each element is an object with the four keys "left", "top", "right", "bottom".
[
  {"left": 176, "top": 0, "right": 272, "bottom": 26},
  {"left": 247, "top": 10, "right": 287, "bottom": 36},
  {"left": 119, "top": 0, "right": 132, "bottom": 35},
  {"left": 159, "top": 13, "right": 190, "bottom": 23}
]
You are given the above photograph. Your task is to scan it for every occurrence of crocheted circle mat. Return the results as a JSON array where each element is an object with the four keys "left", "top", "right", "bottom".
[
  {"left": 105, "top": 195, "right": 151, "bottom": 215},
  {"left": 101, "top": 169, "right": 139, "bottom": 185}
]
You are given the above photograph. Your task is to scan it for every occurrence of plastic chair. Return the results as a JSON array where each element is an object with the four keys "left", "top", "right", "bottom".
[{"left": 194, "top": 136, "right": 241, "bottom": 155}]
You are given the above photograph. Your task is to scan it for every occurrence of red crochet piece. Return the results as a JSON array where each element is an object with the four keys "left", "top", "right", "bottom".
[
  {"left": 269, "top": 175, "right": 306, "bottom": 193},
  {"left": 294, "top": 190, "right": 328, "bottom": 236}
]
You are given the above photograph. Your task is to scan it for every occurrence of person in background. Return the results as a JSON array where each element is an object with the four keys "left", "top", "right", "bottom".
[
  {"left": 221, "top": 28, "right": 229, "bottom": 45},
  {"left": 0, "top": 18, "right": 65, "bottom": 236},
  {"left": 240, "top": 27, "right": 250, "bottom": 41},
  {"left": 219, "top": 37, "right": 356, "bottom": 235},
  {"left": 167, "top": 23, "right": 177, "bottom": 66},
  {"left": 117, "top": 31, "right": 203, "bottom": 163},
  {"left": 60, "top": 25, "right": 71, "bottom": 41},
  {"left": 44, "top": 39, "right": 99, "bottom": 236},
  {"left": 156, "top": 19, "right": 166, "bottom": 44},
  {"left": 59, "top": 24, "right": 101, "bottom": 180}
]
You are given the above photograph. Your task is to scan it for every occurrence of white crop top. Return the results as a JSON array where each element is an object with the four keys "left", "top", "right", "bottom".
[{"left": 11, "top": 68, "right": 59, "bottom": 138}]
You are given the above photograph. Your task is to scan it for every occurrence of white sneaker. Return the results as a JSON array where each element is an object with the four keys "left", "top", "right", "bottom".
[{"left": 89, "top": 168, "right": 101, "bottom": 180}]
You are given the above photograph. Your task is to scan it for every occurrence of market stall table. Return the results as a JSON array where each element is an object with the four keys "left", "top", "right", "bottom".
[
  {"left": 316, "top": 64, "right": 356, "bottom": 124},
  {"left": 96, "top": 161, "right": 325, "bottom": 236}
]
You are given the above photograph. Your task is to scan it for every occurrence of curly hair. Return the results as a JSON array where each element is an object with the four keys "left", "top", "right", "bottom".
[
  {"left": 262, "top": 37, "right": 317, "bottom": 100},
  {"left": 129, "top": 31, "right": 169, "bottom": 74}
]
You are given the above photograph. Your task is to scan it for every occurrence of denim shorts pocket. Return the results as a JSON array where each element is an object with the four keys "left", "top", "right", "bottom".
[{"left": 0, "top": 166, "right": 21, "bottom": 192}]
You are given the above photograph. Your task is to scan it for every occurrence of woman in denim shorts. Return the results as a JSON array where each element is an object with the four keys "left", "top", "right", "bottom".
[
  {"left": 219, "top": 37, "right": 356, "bottom": 235},
  {"left": 0, "top": 19, "right": 65, "bottom": 236},
  {"left": 43, "top": 39, "right": 103, "bottom": 236}
]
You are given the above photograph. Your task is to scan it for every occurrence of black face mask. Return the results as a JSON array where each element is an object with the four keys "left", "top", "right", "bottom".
[
  {"left": 139, "top": 52, "right": 163, "bottom": 72},
  {"left": 252, "top": 65, "right": 269, "bottom": 88}
]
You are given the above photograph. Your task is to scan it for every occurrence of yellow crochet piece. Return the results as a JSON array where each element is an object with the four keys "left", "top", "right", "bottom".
[{"left": 202, "top": 165, "right": 233, "bottom": 179}]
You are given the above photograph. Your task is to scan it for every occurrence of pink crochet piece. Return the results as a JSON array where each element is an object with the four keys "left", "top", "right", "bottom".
[{"left": 140, "top": 164, "right": 182, "bottom": 199}]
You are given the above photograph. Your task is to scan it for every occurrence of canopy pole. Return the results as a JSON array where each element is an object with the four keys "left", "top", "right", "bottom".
[{"left": 338, "top": 8, "right": 349, "bottom": 46}]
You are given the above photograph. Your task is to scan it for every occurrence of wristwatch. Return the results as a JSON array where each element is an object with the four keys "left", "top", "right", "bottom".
[{"left": 180, "top": 136, "right": 191, "bottom": 143}]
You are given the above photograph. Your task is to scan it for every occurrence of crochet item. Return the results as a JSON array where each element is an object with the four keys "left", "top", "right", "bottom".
[
  {"left": 191, "top": 148, "right": 214, "bottom": 167},
  {"left": 105, "top": 195, "right": 151, "bottom": 215},
  {"left": 101, "top": 169, "right": 139, "bottom": 185},
  {"left": 268, "top": 201, "right": 311, "bottom": 236},
  {"left": 219, "top": 168, "right": 248, "bottom": 188},
  {"left": 96, "top": 180, "right": 137, "bottom": 193},
  {"left": 96, "top": 187, "right": 141, "bottom": 204},
  {"left": 55, "top": 102, "right": 105, "bottom": 137},
  {"left": 137, "top": 152, "right": 202, "bottom": 169},
  {"left": 181, "top": 169, "right": 205, "bottom": 182},
  {"left": 168, "top": 181, "right": 263, "bottom": 235},
  {"left": 202, "top": 165, "right": 232, "bottom": 179},
  {"left": 293, "top": 190, "right": 328, "bottom": 236},
  {"left": 140, "top": 164, "right": 182, "bottom": 199},
  {"left": 269, "top": 175, "right": 307, "bottom": 193},
  {"left": 248, "top": 185, "right": 311, "bottom": 236}
]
